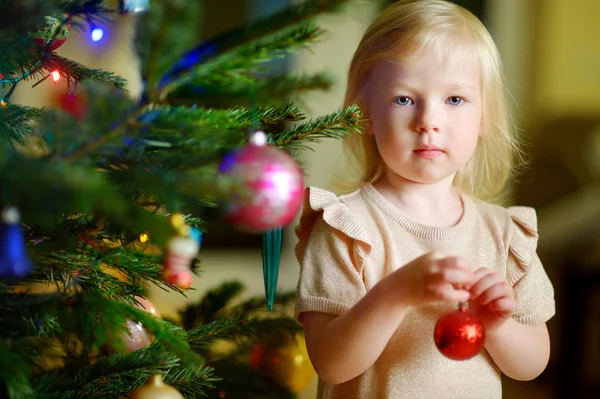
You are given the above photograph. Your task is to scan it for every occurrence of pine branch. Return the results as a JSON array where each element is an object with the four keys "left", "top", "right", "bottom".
[
  {"left": 30, "top": 85, "right": 137, "bottom": 162},
  {"left": 58, "top": 292, "right": 202, "bottom": 367},
  {"left": 0, "top": 1, "right": 57, "bottom": 37},
  {"left": 160, "top": 23, "right": 325, "bottom": 97},
  {"left": 36, "top": 352, "right": 216, "bottom": 398},
  {"left": 0, "top": 1, "right": 358, "bottom": 397},
  {"left": 56, "top": 0, "right": 110, "bottom": 16},
  {"left": 172, "top": 72, "right": 335, "bottom": 109},
  {"left": 162, "top": 0, "right": 353, "bottom": 84},
  {"left": 0, "top": 1, "right": 113, "bottom": 98},
  {"left": 45, "top": 55, "right": 127, "bottom": 91},
  {"left": 106, "top": 103, "right": 305, "bottom": 171},
  {"left": 206, "top": 359, "right": 295, "bottom": 399},
  {"left": 162, "top": 367, "right": 219, "bottom": 399},
  {"left": 0, "top": 0, "right": 109, "bottom": 37},
  {"left": 141, "top": 103, "right": 303, "bottom": 138},
  {"left": 228, "top": 291, "right": 297, "bottom": 317},
  {"left": 180, "top": 281, "right": 245, "bottom": 330},
  {"left": 0, "top": 339, "right": 35, "bottom": 399},
  {"left": 135, "top": 0, "right": 202, "bottom": 99},
  {"left": 272, "top": 104, "right": 363, "bottom": 152},
  {"left": 186, "top": 317, "right": 251, "bottom": 352},
  {"left": 100, "top": 251, "right": 169, "bottom": 290},
  {"left": 186, "top": 317, "right": 301, "bottom": 355},
  {"left": 240, "top": 0, "right": 352, "bottom": 42},
  {"left": 0, "top": 40, "right": 43, "bottom": 80},
  {"left": 0, "top": 103, "right": 46, "bottom": 144},
  {"left": 34, "top": 349, "right": 178, "bottom": 393}
]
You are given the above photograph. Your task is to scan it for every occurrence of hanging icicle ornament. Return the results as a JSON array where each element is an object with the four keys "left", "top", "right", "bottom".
[
  {"left": 128, "top": 374, "right": 183, "bottom": 399},
  {"left": 162, "top": 213, "right": 201, "bottom": 289},
  {"left": 434, "top": 301, "right": 485, "bottom": 360},
  {"left": 119, "top": 0, "right": 150, "bottom": 14},
  {"left": 262, "top": 228, "right": 282, "bottom": 311},
  {"left": 218, "top": 130, "right": 304, "bottom": 234},
  {"left": 0, "top": 207, "right": 32, "bottom": 279}
]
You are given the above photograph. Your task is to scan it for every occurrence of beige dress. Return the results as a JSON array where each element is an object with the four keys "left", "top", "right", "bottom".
[{"left": 294, "top": 184, "right": 555, "bottom": 399}]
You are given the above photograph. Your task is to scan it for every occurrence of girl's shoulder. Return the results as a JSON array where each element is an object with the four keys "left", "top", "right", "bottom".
[
  {"left": 294, "top": 185, "right": 369, "bottom": 239},
  {"left": 472, "top": 198, "right": 537, "bottom": 237},
  {"left": 294, "top": 186, "right": 372, "bottom": 260},
  {"left": 472, "top": 198, "right": 539, "bottom": 282}
]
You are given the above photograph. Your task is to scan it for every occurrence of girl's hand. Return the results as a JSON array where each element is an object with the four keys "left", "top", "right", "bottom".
[
  {"left": 391, "top": 251, "right": 476, "bottom": 306},
  {"left": 468, "top": 268, "right": 516, "bottom": 333}
]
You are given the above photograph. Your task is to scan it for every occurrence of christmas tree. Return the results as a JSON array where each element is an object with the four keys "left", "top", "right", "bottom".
[{"left": 0, "top": 0, "right": 362, "bottom": 397}]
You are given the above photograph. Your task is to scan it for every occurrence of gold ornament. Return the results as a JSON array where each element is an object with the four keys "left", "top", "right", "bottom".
[
  {"left": 128, "top": 374, "right": 183, "bottom": 399},
  {"left": 250, "top": 333, "right": 315, "bottom": 393}
]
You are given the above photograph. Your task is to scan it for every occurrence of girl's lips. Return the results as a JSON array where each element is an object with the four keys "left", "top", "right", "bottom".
[{"left": 413, "top": 149, "right": 445, "bottom": 159}]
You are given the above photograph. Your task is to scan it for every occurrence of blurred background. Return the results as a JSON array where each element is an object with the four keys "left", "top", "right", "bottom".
[{"left": 9, "top": 0, "right": 600, "bottom": 398}]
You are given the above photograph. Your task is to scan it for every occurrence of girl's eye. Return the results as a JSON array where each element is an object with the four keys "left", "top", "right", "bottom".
[
  {"left": 394, "top": 96, "right": 414, "bottom": 106},
  {"left": 447, "top": 96, "right": 464, "bottom": 106}
]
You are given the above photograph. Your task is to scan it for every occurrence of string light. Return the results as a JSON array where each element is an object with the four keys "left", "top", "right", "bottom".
[
  {"left": 52, "top": 70, "right": 60, "bottom": 82},
  {"left": 91, "top": 28, "right": 104, "bottom": 42},
  {"left": 0, "top": 60, "right": 42, "bottom": 84}
]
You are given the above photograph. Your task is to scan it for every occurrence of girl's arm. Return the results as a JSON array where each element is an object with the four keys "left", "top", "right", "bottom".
[
  {"left": 303, "top": 252, "right": 475, "bottom": 386},
  {"left": 484, "top": 320, "right": 550, "bottom": 381},
  {"left": 468, "top": 267, "right": 551, "bottom": 381},
  {"left": 302, "top": 275, "right": 409, "bottom": 386}
]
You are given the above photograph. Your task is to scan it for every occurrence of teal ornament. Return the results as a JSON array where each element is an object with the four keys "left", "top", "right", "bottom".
[
  {"left": 0, "top": 207, "right": 32, "bottom": 279},
  {"left": 189, "top": 227, "right": 202, "bottom": 245},
  {"left": 262, "top": 228, "right": 283, "bottom": 311}
]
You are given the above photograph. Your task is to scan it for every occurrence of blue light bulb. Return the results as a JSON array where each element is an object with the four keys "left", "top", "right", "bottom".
[{"left": 91, "top": 28, "right": 104, "bottom": 42}]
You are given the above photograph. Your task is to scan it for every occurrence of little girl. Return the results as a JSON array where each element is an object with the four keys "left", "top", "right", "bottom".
[{"left": 294, "top": 1, "right": 555, "bottom": 398}]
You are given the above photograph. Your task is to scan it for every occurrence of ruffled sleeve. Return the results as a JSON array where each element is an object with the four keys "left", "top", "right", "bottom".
[
  {"left": 507, "top": 207, "right": 555, "bottom": 326},
  {"left": 294, "top": 187, "right": 371, "bottom": 325}
]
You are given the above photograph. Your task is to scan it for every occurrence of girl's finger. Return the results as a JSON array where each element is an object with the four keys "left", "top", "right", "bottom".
[
  {"left": 477, "top": 281, "right": 512, "bottom": 306},
  {"left": 470, "top": 273, "right": 501, "bottom": 299}
]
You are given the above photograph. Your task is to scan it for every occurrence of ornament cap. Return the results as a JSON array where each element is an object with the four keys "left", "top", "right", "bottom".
[
  {"left": 148, "top": 373, "right": 164, "bottom": 385},
  {"left": 1, "top": 207, "right": 20, "bottom": 224},
  {"left": 248, "top": 130, "right": 268, "bottom": 146}
]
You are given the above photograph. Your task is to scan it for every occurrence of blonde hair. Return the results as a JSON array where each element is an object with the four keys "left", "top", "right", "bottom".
[{"left": 339, "top": 0, "right": 525, "bottom": 202}]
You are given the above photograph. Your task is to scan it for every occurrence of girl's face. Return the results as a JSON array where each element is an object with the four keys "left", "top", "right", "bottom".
[{"left": 363, "top": 47, "right": 483, "bottom": 187}]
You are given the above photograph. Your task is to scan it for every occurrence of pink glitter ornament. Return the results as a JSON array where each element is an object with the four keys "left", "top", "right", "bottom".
[{"left": 219, "top": 131, "right": 304, "bottom": 233}]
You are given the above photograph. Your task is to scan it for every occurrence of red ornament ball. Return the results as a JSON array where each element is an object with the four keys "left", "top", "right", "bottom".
[
  {"left": 30, "top": 15, "right": 71, "bottom": 51},
  {"left": 434, "top": 307, "right": 485, "bottom": 361},
  {"left": 218, "top": 132, "right": 304, "bottom": 233},
  {"left": 59, "top": 92, "right": 87, "bottom": 120}
]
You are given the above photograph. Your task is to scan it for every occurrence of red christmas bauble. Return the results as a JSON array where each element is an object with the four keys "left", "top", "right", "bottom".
[
  {"left": 59, "top": 92, "right": 87, "bottom": 120},
  {"left": 218, "top": 132, "right": 304, "bottom": 233},
  {"left": 434, "top": 307, "right": 485, "bottom": 360}
]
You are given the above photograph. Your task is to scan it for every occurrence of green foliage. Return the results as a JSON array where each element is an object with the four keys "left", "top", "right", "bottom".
[
  {"left": 0, "top": 104, "right": 47, "bottom": 145},
  {"left": 0, "top": 0, "right": 363, "bottom": 397}
]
